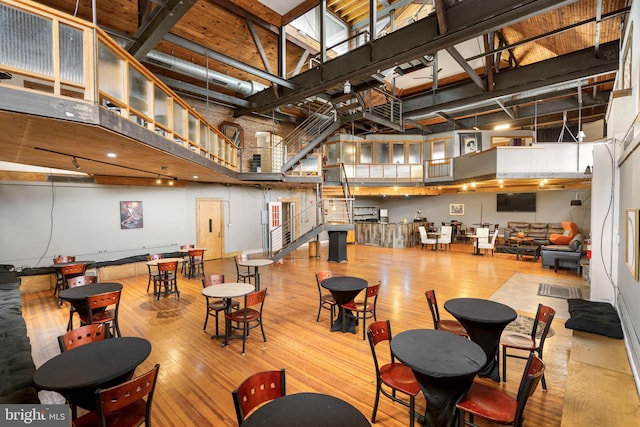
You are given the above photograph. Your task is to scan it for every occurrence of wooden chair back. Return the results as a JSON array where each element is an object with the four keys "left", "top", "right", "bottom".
[
  {"left": 95, "top": 364, "right": 160, "bottom": 426},
  {"left": 66, "top": 275, "right": 97, "bottom": 288},
  {"left": 147, "top": 254, "right": 163, "bottom": 261},
  {"left": 54, "top": 255, "right": 75, "bottom": 264},
  {"left": 60, "top": 263, "right": 87, "bottom": 278},
  {"left": 157, "top": 261, "right": 178, "bottom": 274},
  {"left": 232, "top": 369, "right": 286, "bottom": 424},
  {"left": 203, "top": 274, "right": 225, "bottom": 287},
  {"left": 58, "top": 324, "right": 107, "bottom": 352},
  {"left": 513, "top": 355, "right": 546, "bottom": 426}
]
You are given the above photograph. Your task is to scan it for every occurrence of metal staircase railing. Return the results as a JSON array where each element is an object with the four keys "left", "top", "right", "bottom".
[
  {"left": 268, "top": 197, "right": 353, "bottom": 260},
  {"left": 276, "top": 102, "right": 337, "bottom": 172},
  {"left": 332, "top": 87, "right": 403, "bottom": 131}
]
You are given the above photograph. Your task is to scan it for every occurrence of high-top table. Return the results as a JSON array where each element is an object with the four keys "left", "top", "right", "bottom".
[
  {"left": 202, "top": 282, "right": 254, "bottom": 346},
  {"left": 58, "top": 282, "right": 123, "bottom": 330},
  {"left": 321, "top": 276, "right": 367, "bottom": 333},
  {"left": 237, "top": 258, "right": 273, "bottom": 292},
  {"left": 444, "top": 298, "right": 517, "bottom": 382},
  {"left": 391, "top": 329, "right": 486, "bottom": 427},
  {"left": 241, "top": 393, "right": 370, "bottom": 427},
  {"left": 33, "top": 337, "right": 151, "bottom": 410}
]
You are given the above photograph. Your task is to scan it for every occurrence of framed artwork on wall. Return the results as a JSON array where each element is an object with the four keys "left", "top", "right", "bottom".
[
  {"left": 449, "top": 203, "right": 464, "bottom": 216},
  {"left": 626, "top": 208, "right": 639, "bottom": 280},
  {"left": 120, "top": 201, "right": 143, "bottom": 229},
  {"left": 459, "top": 133, "right": 481, "bottom": 154}
]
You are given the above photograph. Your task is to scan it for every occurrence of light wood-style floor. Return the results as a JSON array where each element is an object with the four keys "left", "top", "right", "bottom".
[{"left": 23, "top": 242, "right": 586, "bottom": 426}]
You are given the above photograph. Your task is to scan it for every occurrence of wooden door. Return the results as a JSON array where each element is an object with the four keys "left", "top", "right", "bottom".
[
  {"left": 196, "top": 199, "right": 224, "bottom": 260},
  {"left": 268, "top": 202, "right": 283, "bottom": 252}
]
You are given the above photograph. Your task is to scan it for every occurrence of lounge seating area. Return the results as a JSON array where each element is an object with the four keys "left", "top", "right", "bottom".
[
  {"left": 502, "top": 221, "right": 567, "bottom": 245},
  {"left": 541, "top": 234, "right": 585, "bottom": 274}
]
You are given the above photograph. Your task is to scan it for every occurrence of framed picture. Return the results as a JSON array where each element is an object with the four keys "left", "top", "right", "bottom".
[
  {"left": 120, "top": 201, "right": 143, "bottom": 229},
  {"left": 625, "top": 208, "right": 639, "bottom": 280},
  {"left": 449, "top": 203, "right": 464, "bottom": 216},
  {"left": 459, "top": 133, "right": 481, "bottom": 154}
]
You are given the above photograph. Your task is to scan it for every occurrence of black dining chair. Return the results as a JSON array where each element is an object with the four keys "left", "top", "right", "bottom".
[
  {"left": 315, "top": 270, "right": 336, "bottom": 323},
  {"left": 342, "top": 283, "right": 380, "bottom": 340},
  {"left": 202, "top": 274, "right": 239, "bottom": 335},
  {"left": 424, "top": 290, "right": 468, "bottom": 337}
]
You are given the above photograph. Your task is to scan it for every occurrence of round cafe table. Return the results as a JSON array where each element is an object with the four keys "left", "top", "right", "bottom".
[
  {"left": 444, "top": 298, "right": 517, "bottom": 382},
  {"left": 33, "top": 337, "right": 151, "bottom": 411},
  {"left": 391, "top": 329, "right": 486, "bottom": 427},
  {"left": 202, "top": 283, "right": 255, "bottom": 346},
  {"left": 237, "top": 258, "right": 274, "bottom": 292},
  {"left": 241, "top": 393, "right": 370, "bottom": 427},
  {"left": 321, "top": 276, "right": 367, "bottom": 333}
]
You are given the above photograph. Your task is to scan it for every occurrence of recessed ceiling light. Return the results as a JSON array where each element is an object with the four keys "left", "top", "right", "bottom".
[
  {"left": 193, "top": 175, "right": 199, "bottom": 179},
  {"left": 494, "top": 124, "right": 510, "bottom": 130},
  {"left": 106, "top": 152, "right": 117, "bottom": 158}
]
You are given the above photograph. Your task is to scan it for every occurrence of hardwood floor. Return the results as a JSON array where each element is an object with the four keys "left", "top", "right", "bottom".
[{"left": 23, "top": 242, "right": 584, "bottom": 426}]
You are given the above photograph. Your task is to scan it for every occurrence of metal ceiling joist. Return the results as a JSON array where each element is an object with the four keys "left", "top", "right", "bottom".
[
  {"left": 128, "top": 0, "right": 197, "bottom": 60},
  {"left": 445, "top": 46, "right": 486, "bottom": 91},
  {"left": 402, "top": 40, "right": 619, "bottom": 119},
  {"left": 163, "top": 33, "right": 296, "bottom": 90},
  {"left": 412, "top": 90, "right": 611, "bottom": 134},
  {"left": 239, "top": 0, "right": 578, "bottom": 116}
]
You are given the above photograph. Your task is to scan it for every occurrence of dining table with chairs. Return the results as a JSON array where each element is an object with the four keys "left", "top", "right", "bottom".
[
  {"left": 320, "top": 276, "right": 368, "bottom": 333},
  {"left": 237, "top": 257, "right": 274, "bottom": 292},
  {"left": 444, "top": 298, "right": 517, "bottom": 382},
  {"left": 58, "top": 282, "right": 123, "bottom": 331},
  {"left": 201, "top": 282, "right": 255, "bottom": 346},
  {"left": 32, "top": 337, "right": 151, "bottom": 411},
  {"left": 390, "top": 329, "right": 486, "bottom": 427},
  {"left": 240, "top": 392, "right": 371, "bottom": 427},
  {"left": 145, "top": 257, "right": 182, "bottom": 300}
]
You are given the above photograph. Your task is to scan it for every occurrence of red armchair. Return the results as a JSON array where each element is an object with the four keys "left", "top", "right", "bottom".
[{"left": 549, "top": 221, "right": 578, "bottom": 245}]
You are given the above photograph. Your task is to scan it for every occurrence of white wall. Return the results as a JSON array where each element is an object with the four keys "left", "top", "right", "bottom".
[
  {"left": 355, "top": 189, "right": 591, "bottom": 234},
  {"left": 0, "top": 180, "right": 306, "bottom": 268}
]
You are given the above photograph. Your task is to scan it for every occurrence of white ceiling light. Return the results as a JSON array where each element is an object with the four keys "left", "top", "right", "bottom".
[{"left": 494, "top": 124, "right": 510, "bottom": 130}]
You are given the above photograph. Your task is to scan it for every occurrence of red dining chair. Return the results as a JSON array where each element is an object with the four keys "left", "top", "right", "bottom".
[
  {"left": 73, "top": 364, "right": 160, "bottom": 427},
  {"left": 152, "top": 261, "right": 179, "bottom": 301},
  {"left": 53, "top": 255, "right": 75, "bottom": 296},
  {"left": 66, "top": 275, "right": 97, "bottom": 331},
  {"left": 234, "top": 254, "right": 255, "bottom": 283},
  {"left": 146, "top": 254, "right": 163, "bottom": 293},
  {"left": 188, "top": 249, "right": 205, "bottom": 278},
  {"left": 424, "top": 290, "right": 468, "bottom": 337},
  {"left": 225, "top": 289, "right": 267, "bottom": 355},
  {"left": 202, "top": 274, "right": 239, "bottom": 335},
  {"left": 58, "top": 323, "right": 107, "bottom": 353},
  {"left": 79, "top": 290, "right": 121, "bottom": 337},
  {"left": 456, "top": 354, "right": 545, "bottom": 427},
  {"left": 343, "top": 283, "right": 380, "bottom": 340},
  {"left": 367, "top": 320, "right": 421, "bottom": 427},
  {"left": 501, "top": 304, "right": 555, "bottom": 390},
  {"left": 180, "top": 244, "right": 194, "bottom": 275},
  {"left": 315, "top": 270, "right": 337, "bottom": 323},
  {"left": 55, "top": 263, "right": 87, "bottom": 303},
  {"left": 232, "top": 369, "right": 286, "bottom": 426}
]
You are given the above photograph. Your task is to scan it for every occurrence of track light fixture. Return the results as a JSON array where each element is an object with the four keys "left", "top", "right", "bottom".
[{"left": 72, "top": 156, "right": 81, "bottom": 170}]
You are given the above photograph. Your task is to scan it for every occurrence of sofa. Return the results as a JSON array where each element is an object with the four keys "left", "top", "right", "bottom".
[
  {"left": 502, "top": 221, "right": 566, "bottom": 245},
  {"left": 541, "top": 234, "right": 585, "bottom": 272}
]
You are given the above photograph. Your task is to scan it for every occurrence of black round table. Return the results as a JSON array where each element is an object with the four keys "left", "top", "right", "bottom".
[
  {"left": 321, "top": 276, "right": 367, "bottom": 333},
  {"left": 391, "top": 329, "right": 486, "bottom": 427},
  {"left": 33, "top": 337, "right": 151, "bottom": 410},
  {"left": 241, "top": 393, "right": 370, "bottom": 427},
  {"left": 58, "top": 282, "right": 123, "bottom": 329},
  {"left": 444, "top": 298, "right": 517, "bottom": 382}
]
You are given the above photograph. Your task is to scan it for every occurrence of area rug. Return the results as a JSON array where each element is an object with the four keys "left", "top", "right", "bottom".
[
  {"left": 490, "top": 273, "right": 588, "bottom": 320},
  {"left": 503, "top": 314, "right": 554, "bottom": 338},
  {"left": 537, "top": 283, "right": 583, "bottom": 299}
]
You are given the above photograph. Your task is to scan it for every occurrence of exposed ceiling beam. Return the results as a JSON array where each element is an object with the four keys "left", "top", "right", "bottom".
[
  {"left": 239, "top": 0, "right": 578, "bottom": 116},
  {"left": 128, "top": 0, "right": 197, "bottom": 60},
  {"left": 402, "top": 41, "right": 618, "bottom": 119},
  {"left": 445, "top": 46, "right": 486, "bottom": 91}
]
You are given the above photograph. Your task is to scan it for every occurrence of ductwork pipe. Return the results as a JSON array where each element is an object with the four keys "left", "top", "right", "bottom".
[{"left": 145, "top": 50, "right": 268, "bottom": 97}]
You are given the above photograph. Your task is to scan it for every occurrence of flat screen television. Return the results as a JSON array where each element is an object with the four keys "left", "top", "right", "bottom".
[{"left": 497, "top": 193, "right": 537, "bottom": 212}]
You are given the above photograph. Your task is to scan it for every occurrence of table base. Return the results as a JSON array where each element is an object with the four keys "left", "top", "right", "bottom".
[{"left": 330, "top": 309, "right": 357, "bottom": 334}]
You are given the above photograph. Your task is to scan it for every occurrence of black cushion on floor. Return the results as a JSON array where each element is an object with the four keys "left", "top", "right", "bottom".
[{"left": 564, "top": 298, "right": 624, "bottom": 339}]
